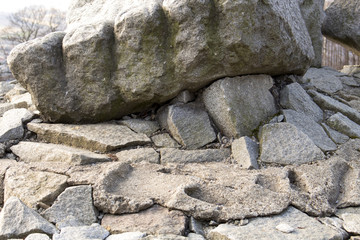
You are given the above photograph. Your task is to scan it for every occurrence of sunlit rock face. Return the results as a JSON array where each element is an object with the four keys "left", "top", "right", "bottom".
[{"left": 8, "top": 0, "right": 315, "bottom": 123}]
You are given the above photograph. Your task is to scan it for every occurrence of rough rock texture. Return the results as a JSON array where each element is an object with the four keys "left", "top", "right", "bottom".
[
  {"left": 335, "top": 139, "right": 360, "bottom": 162},
  {"left": 302, "top": 67, "right": 343, "bottom": 94},
  {"left": 4, "top": 166, "right": 68, "bottom": 208},
  {"left": 157, "top": 104, "right": 216, "bottom": 149},
  {"left": 231, "top": 137, "right": 259, "bottom": 169},
  {"left": 116, "top": 148, "right": 159, "bottom": 164},
  {"left": 101, "top": 205, "right": 186, "bottom": 235},
  {"left": 25, "top": 233, "right": 51, "bottom": 240},
  {"left": 53, "top": 224, "right": 109, "bottom": 240},
  {"left": 203, "top": 75, "right": 278, "bottom": 137},
  {"left": 288, "top": 157, "right": 349, "bottom": 216},
  {"left": 0, "top": 108, "right": 33, "bottom": 142},
  {"left": 309, "top": 90, "right": 360, "bottom": 125},
  {"left": 0, "top": 197, "right": 57, "bottom": 240},
  {"left": 208, "top": 206, "right": 345, "bottom": 240},
  {"left": 327, "top": 113, "right": 360, "bottom": 138},
  {"left": 322, "top": 0, "right": 360, "bottom": 55},
  {"left": 93, "top": 162, "right": 290, "bottom": 222},
  {"left": 280, "top": 82, "right": 323, "bottom": 122},
  {"left": 118, "top": 119, "right": 160, "bottom": 137},
  {"left": 151, "top": 133, "right": 180, "bottom": 148},
  {"left": 11, "top": 142, "right": 111, "bottom": 165},
  {"left": 27, "top": 122, "right": 151, "bottom": 152},
  {"left": 160, "top": 148, "right": 230, "bottom": 164},
  {"left": 105, "top": 232, "right": 147, "bottom": 240},
  {"left": 282, "top": 109, "right": 337, "bottom": 151},
  {"left": 259, "top": 123, "right": 324, "bottom": 165},
  {"left": 321, "top": 123, "right": 349, "bottom": 145},
  {"left": 8, "top": 0, "right": 315, "bottom": 123},
  {"left": 0, "top": 160, "right": 16, "bottom": 206},
  {"left": 42, "top": 185, "right": 98, "bottom": 226}
]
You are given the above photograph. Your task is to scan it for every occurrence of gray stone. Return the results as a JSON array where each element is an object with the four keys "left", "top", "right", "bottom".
[
  {"left": 157, "top": 104, "right": 216, "bottom": 149},
  {"left": 231, "top": 137, "right": 259, "bottom": 169},
  {"left": 143, "top": 235, "right": 187, "bottom": 240},
  {"left": 0, "top": 81, "right": 14, "bottom": 96},
  {"left": 4, "top": 84, "right": 27, "bottom": 102},
  {"left": 259, "top": 123, "right": 324, "bottom": 165},
  {"left": 151, "top": 133, "right": 180, "bottom": 148},
  {"left": 309, "top": 90, "right": 360, "bottom": 125},
  {"left": 11, "top": 92, "right": 32, "bottom": 109},
  {"left": 302, "top": 67, "right": 343, "bottom": 94},
  {"left": 203, "top": 75, "right": 278, "bottom": 137},
  {"left": 27, "top": 122, "right": 151, "bottom": 153},
  {"left": 189, "top": 217, "right": 205, "bottom": 237},
  {"left": 53, "top": 223, "right": 109, "bottom": 240},
  {"left": 42, "top": 185, "right": 98, "bottom": 226},
  {"left": 289, "top": 157, "right": 349, "bottom": 216},
  {"left": 0, "top": 108, "right": 34, "bottom": 142},
  {"left": 0, "top": 197, "right": 57, "bottom": 240},
  {"left": 283, "top": 109, "right": 337, "bottom": 151},
  {"left": 0, "top": 159, "right": 16, "bottom": 206},
  {"left": 93, "top": 162, "right": 290, "bottom": 221},
  {"left": 9, "top": 0, "right": 315, "bottom": 123},
  {"left": 171, "top": 90, "right": 195, "bottom": 104},
  {"left": 0, "top": 103, "right": 15, "bottom": 117},
  {"left": 160, "top": 148, "right": 230, "bottom": 164},
  {"left": 327, "top": 113, "right": 360, "bottom": 138},
  {"left": 208, "top": 206, "right": 345, "bottom": 240},
  {"left": 187, "top": 233, "right": 205, "bottom": 240},
  {"left": 280, "top": 82, "right": 323, "bottom": 122},
  {"left": 118, "top": 119, "right": 160, "bottom": 137},
  {"left": 335, "top": 139, "right": 360, "bottom": 162},
  {"left": 275, "top": 223, "right": 295, "bottom": 233},
  {"left": 0, "top": 144, "right": 5, "bottom": 158},
  {"left": 11, "top": 142, "right": 111, "bottom": 165},
  {"left": 336, "top": 208, "right": 360, "bottom": 235},
  {"left": 56, "top": 215, "right": 86, "bottom": 229},
  {"left": 105, "top": 232, "right": 147, "bottom": 240},
  {"left": 340, "top": 76, "right": 360, "bottom": 87},
  {"left": 4, "top": 165, "right": 68, "bottom": 208},
  {"left": 101, "top": 205, "right": 186, "bottom": 235},
  {"left": 321, "top": 123, "right": 349, "bottom": 145},
  {"left": 337, "top": 167, "right": 360, "bottom": 208},
  {"left": 116, "top": 148, "right": 159, "bottom": 164},
  {"left": 25, "top": 233, "right": 51, "bottom": 240},
  {"left": 322, "top": 0, "right": 360, "bottom": 55},
  {"left": 299, "top": 0, "right": 325, "bottom": 67}
]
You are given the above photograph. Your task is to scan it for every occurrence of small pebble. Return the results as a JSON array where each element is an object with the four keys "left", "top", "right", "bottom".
[{"left": 276, "top": 223, "right": 295, "bottom": 233}]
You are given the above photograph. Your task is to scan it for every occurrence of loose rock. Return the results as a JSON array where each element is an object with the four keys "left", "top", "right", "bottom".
[
  {"left": 326, "top": 113, "right": 360, "bottom": 138},
  {"left": 105, "top": 232, "right": 147, "bottom": 240},
  {"left": 302, "top": 67, "right": 343, "bottom": 94},
  {"left": 160, "top": 148, "right": 230, "bottom": 164},
  {"left": 151, "top": 133, "right": 181, "bottom": 148},
  {"left": 231, "top": 137, "right": 259, "bottom": 169},
  {"left": 0, "top": 108, "right": 33, "bottom": 142},
  {"left": 25, "top": 233, "right": 51, "bottom": 240},
  {"left": 118, "top": 119, "right": 160, "bottom": 137},
  {"left": 321, "top": 123, "right": 349, "bottom": 145},
  {"left": 53, "top": 223, "right": 109, "bottom": 240}
]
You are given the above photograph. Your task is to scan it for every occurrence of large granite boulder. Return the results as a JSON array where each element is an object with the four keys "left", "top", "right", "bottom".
[
  {"left": 8, "top": 0, "right": 315, "bottom": 123},
  {"left": 322, "top": 0, "right": 360, "bottom": 55}
]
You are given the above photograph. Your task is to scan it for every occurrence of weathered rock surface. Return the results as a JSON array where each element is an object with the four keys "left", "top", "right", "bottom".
[
  {"left": 158, "top": 104, "right": 216, "bottom": 149},
  {"left": 321, "top": 123, "right": 349, "bottom": 145},
  {"left": 280, "top": 82, "right": 323, "bottom": 122},
  {"left": 336, "top": 208, "right": 360, "bottom": 235},
  {"left": 160, "top": 148, "right": 230, "bottom": 164},
  {"left": 151, "top": 133, "right": 180, "bottom": 148},
  {"left": 118, "top": 119, "right": 160, "bottom": 137},
  {"left": 116, "top": 148, "right": 159, "bottom": 164},
  {"left": 309, "top": 90, "right": 360, "bottom": 125},
  {"left": 327, "top": 113, "right": 360, "bottom": 138},
  {"left": 4, "top": 166, "right": 68, "bottom": 208},
  {"left": 259, "top": 123, "right": 324, "bottom": 165},
  {"left": 203, "top": 75, "right": 278, "bottom": 137},
  {"left": 0, "top": 160, "right": 16, "bottom": 206},
  {"left": 322, "top": 0, "right": 360, "bottom": 55},
  {"left": 0, "top": 108, "right": 33, "bottom": 142},
  {"left": 302, "top": 67, "right": 343, "bottom": 94},
  {"left": 105, "top": 232, "right": 147, "bottom": 240},
  {"left": 208, "top": 206, "right": 345, "bottom": 240},
  {"left": 283, "top": 109, "right": 337, "bottom": 151},
  {"left": 0, "top": 103, "right": 15, "bottom": 117},
  {"left": 288, "top": 157, "right": 349, "bottom": 216},
  {"left": 0, "top": 197, "right": 57, "bottom": 240},
  {"left": 25, "top": 233, "right": 51, "bottom": 240},
  {"left": 335, "top": 139, "right": 360, "bottom": 162},
  {"left": 42, "top": 185, "right": 98, "bottom": 226},
  {"left": 27, "top": 122, "right": 151, "bottom": 152},
  {"left": 231, "top": 137, "right": 259, "bottom": 169},
  {"left": 9, "top": 0, "right": 315, "bottom": 123},
  {"left": 11, "top": 142, "right": 111, "bottom": 165},
  {"left": 53, "top": 224, "right": 109, "bottom": 240},
  {"left": 101, "top": 205, "right": 186, "bottom": 235}
]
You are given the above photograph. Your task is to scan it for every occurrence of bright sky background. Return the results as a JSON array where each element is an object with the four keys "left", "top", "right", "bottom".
[{"left": 1, "top": 0, "right": 73, "bottom": 13}]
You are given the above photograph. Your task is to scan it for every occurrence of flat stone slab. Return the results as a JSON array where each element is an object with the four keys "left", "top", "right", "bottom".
[
  {"left": 283, "top": 109, "right": 337, "bottom": 151},
  {"left": 160, "top": 148, "right": 230, "bottom": 164},
  {"left": 27, "top": 122, "right": 151, "bottom": 152},
  {"left": 42, "top": 185, "right": 98, "bottom": 226},
  {"left": 101, "top": 205, "right": 186, "bottom": 235},
  {"left": 0, "top": 108, "right": 34, "bottom": 142},
  {"left": 280, "top": 82, "right": 323, "bottom": 122},
  {"left": 4, "top": 165, "right": 68, "bottom": 208},
  {"left": 116, "top": 148, "right": 159, "bottom": 164},
  {"left": 118, "top": 119, "right": 160, "bottom": 137},
  {"left": 336, "top": 208, "right": 360, "bottom": 235},
  {"left": 309, "top": 90, "right": 360, "bottom": 125},
  {"left": 303, "top": 67, "right": 343, "bottom": 94},
  {"left": 0, "top": 197, "right": 57, "bottom": 240},
  {"left": 208, "top": 206, "right": 345, "bottom": 240},
  {"left": 259, "top": 123, "right": 324, "bottom": 165},
  {"left": 151, "top": 133, "right": 180, "bottom": 148},
  {"left": 231, "top": 137, "right": 259, "bottom": 169},
  {"left": 11, "top": 142, "right": 111, "bottom": 165},
  {"left": 105, "top": 232, "right": 147, "bottom": 240},
  {"left": 321, "top": 123, "right": 349, "bottom": 145},
  {"left": 53, "top": 224, "right": 109, "bottom": 240},
  {"left": 327, "top": 112, "right": 360, "bottom": 138}
]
